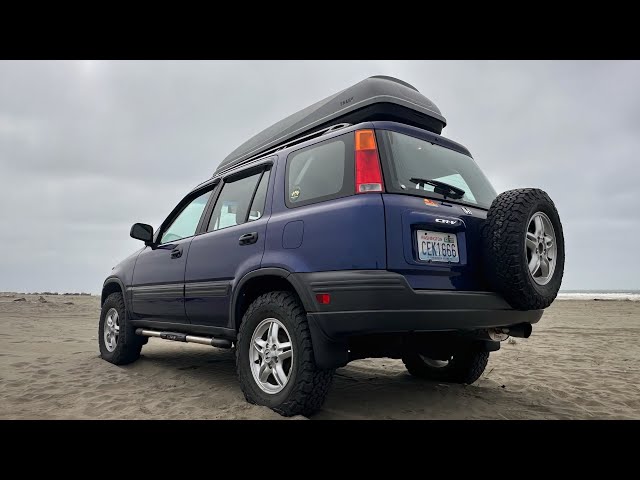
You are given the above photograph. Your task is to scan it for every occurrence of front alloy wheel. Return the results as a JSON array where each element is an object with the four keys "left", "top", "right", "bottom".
[
  {"left": 103, "top": 308, "right": 120, "bottom": 352},
  {"left": 99, "top": 292, "right": 144, "bottom": 365}
]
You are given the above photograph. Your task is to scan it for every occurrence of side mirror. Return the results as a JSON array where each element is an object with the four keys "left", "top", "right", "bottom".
[{"left": 130, "top": 223, "right": 154, "bottom": 245}]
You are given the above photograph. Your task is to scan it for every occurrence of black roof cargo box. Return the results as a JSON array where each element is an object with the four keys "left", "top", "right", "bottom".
[{"left": 215, "top": 75, "right": 446, "bottom": 174}]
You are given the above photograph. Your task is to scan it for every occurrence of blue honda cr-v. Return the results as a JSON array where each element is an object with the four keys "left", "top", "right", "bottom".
[{"left": 99, "top": 76, "right": 565, "bottom": 416}]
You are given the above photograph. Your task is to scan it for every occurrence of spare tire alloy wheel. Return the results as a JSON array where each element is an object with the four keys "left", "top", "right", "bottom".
[{"left": 526, "top": 212, "right": 557, "bottom": 285}]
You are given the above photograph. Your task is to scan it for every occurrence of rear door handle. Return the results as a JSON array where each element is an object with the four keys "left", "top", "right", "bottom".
[
  {"left": 170, "top": 247, "right": 182, "bottom": 259},
  {"left": 239, "top": 232, "right": 258, "bottom": 245}
]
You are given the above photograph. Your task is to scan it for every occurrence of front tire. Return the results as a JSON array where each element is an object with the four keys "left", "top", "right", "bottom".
[
  {"left": 99, "top": 292, "right": 143, "bottom": 365},
  {"left": 236, "top": 291, "right": 334, "bottom": 417},
  {"left": 402, "top": 345, "right": 489, "bottom": 384}
]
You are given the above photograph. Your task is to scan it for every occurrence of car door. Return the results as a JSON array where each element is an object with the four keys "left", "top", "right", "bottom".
[
  {"left": 185, "top": 163, "right": 273, "bottom": 327},
  {"left": 130, "top": 186, "right": 215, "bottom": 323}
]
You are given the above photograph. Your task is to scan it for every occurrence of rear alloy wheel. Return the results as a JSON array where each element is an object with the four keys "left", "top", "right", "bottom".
[
  {"left": 249, "top": 318, "right": 294, "bottom": 394},
  {"left": 483, "top": 188, "right": 565, "bottom": 310},
  {"left": 402, "top": 346, "right": 489, "bottom": 384},
  {"left": 236, "top": 291, "right": 334, "bottom": 417}
]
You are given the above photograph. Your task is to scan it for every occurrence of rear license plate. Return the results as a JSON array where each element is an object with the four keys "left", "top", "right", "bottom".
[{"left": 417, "top": 230, "right": 459, "bottom": 263}]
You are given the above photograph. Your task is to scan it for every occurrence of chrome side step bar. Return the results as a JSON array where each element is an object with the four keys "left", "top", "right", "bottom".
[{"left": 136, "top": 328, "right": 232, "bottom": 348}]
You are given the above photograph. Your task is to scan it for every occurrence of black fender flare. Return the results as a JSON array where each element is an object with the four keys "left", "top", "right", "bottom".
[
  {"left": 229, "top": 268, "right": 315, "bottom": 330},
  {"left": 230, "top": 268, "right": 347, "bottom": 369},
  {"left": 102, "top": 277, "right": 128, "bottom": 311}
]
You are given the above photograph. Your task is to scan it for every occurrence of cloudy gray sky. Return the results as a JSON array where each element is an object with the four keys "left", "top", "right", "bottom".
[{"left": 1, "top": 60, "right": 638, "bottom": 293}]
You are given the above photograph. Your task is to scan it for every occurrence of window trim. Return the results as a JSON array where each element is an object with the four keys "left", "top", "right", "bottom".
[
  {"left": 244, "top": 170, "right": 265, "bottom": 223},
  {"left": 284, "top": 132, "right": 355, "bottom": 209},
  {"left": 201, "top": 164, "right": 272, "bottom": 234},
  {"left": 154, "top": 180, "right": 219, "bottom": 246},
  {"left": 244, "top": 168, "right": 273, "bottom": 223}
]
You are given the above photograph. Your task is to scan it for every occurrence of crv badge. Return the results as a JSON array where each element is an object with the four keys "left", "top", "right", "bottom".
[{"left": 435, "top": 218, "right": 458, "bottom": 225}]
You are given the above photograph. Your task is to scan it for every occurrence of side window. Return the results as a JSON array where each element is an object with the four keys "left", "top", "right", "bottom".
[
  {"left": 207, "top": 172, "right": 262, "bottom": 232},
  {"left": 248, "top": 170, "right": 270, "bottom": 221},
  {"left": 160, "top": 189, "right": 212, "bottom": 244},
  {"left": 286, "top": 135, "right": 353, "bottom": 208}
]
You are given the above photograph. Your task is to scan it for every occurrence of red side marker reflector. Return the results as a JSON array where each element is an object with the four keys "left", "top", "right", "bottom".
[{"left": 315, "top": 293, "right": 331, "bottom": 305}]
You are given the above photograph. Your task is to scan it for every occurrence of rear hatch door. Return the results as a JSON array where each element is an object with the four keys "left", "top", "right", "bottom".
[{"left": 375, "top": 123, "right": 498, "bottom": 291}]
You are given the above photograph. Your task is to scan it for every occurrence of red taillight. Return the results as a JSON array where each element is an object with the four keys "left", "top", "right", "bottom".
[
  {"left": 355, "top": 129, "right": 384, "bottom": 194},
  {"left": 315, "top": 293, "right": 331, "bottom": 305}
]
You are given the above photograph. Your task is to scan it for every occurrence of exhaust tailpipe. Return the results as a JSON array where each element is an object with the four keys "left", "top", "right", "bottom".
[
  {"left": 499, "top": 323, "right": 532, "bottom": 338},
  {"left": 135, "top": 328, "right": 232, "bottom": 348}
]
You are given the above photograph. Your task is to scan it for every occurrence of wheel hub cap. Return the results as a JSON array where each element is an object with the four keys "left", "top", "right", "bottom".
[
  {"left": 525, "top": 211, "right": 557, "bottom": 286},
  {"left": 250, "top": 318, "right": 294, "bottom": 394}
]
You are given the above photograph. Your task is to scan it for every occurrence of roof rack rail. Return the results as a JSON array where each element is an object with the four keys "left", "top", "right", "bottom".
[
  {"left": 213, "top": 122, "right": 351, "bottom": 177},
  {"left": 321, "top": 123, "right": 351, "bottom": 135}
]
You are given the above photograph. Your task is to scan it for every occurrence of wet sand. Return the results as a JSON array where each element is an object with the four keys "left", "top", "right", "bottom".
[{"left": 1, "top": 294, "right": 638, "bottom": 419}]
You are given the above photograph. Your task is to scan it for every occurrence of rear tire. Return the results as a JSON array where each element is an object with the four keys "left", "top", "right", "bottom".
[
  {"left": 402, "top": 345, "right": 489, "bottom": 384},
  {"left": 99, "top": 292, "right": 143, "bottom": 365},
  {"left": 236, "top": 291, "right": 334, "bottom": 417}
]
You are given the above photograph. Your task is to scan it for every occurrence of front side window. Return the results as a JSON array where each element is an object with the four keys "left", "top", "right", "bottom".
[
  {"left": 378, "top": 130, "right": 497, "bottom": 209},
  {"left": 160, "top": 189, "right": 211, "bottom": 244},
  {"left": 286, "top": 135, "right": 353, "bottom": 207},
  {"left": 207, "top": 171, "right": 262, "bottom": 232}
]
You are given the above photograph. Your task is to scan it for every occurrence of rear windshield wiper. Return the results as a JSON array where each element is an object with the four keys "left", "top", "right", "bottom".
[{"left": 409, "top": 177, "right": 465, "bottom": 200}]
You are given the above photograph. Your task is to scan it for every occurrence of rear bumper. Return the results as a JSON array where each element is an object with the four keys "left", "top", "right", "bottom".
[{"left": 289, "top": 270, "right": 544, "bottom": 368}]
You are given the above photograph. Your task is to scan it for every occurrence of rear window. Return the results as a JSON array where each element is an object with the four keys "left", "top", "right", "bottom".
[
  {"left": 378, "top": 130, "right": 497, "bottom": 209},
  {"left": 285, "top": 134, "right": 354, "bottom": 208}
]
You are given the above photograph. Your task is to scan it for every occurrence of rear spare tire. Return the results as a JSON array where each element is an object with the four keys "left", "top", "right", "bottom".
[{"left": 483, "top": 188, "right": 565, "bottom": 310}]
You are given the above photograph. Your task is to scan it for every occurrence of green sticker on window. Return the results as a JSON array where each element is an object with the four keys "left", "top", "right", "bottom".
[{"left": 290, "top": 187, "right": 301, "bottom": 201}]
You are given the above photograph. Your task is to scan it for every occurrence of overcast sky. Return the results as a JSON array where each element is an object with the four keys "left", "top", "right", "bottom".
[{"left": 1, "top": 60, "right": 638, "bottom": 293}]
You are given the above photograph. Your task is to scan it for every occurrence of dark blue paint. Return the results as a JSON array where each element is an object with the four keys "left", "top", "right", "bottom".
[
  {"left": 106, "top": 248, "right": 141, "bottom": 307},
  {"left": 184, "top": 217, "right": 268, "bottom": 326},
  {"left": 104, "top": 120, "right": 491, "bottom": 328},
  {"left": 130, "top": 239, "right": 193, "bottom": 322},
  {"left": 282, "top": 221, "right": 304, "bottom": 249}
]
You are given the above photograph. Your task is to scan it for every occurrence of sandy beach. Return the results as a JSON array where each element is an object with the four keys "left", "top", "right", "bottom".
[{"left": 1, "top": 293, "right": 638, "bottom": 420}]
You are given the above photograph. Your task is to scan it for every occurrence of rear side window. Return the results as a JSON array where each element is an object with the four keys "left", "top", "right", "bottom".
[
  {"left": 207, "top": 172, "right": 262, "bottom": 232},
  {"left": 285, "top": 133, "right": 354, "bottom": 208}
]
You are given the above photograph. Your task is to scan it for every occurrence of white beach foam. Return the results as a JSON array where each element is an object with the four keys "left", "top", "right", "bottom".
[{"left": 557, "top": 292, "right": 640, "bottom": 301}]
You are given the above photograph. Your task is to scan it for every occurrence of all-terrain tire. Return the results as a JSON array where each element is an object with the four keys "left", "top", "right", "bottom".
[
  {"left": 99, "top": 292, "right": 144, "bottom": 365},
  {"left": 236, "top": 291, "right": 334, "bottom": 417},
  {"left": 402, "top": 346, "right": 489, "bottom": 384},
  {"left": 482, "top": 188, "right": 565, "bottom": 310}
]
